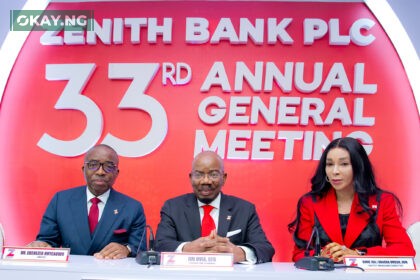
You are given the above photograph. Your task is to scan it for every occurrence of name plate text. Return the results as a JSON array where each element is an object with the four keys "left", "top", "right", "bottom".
[
  {"left": 343, "top": 256, "right": 416, "bottom": 271},
  {"left": 160, "top": 252, "right": 233, "bottom": 268},
  {"left": 1, "top": 246, "right": 70, "bottom": 262}
]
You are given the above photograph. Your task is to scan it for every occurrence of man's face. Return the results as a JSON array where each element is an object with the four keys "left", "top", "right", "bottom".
[
  {"left": 189, "top": 152, "right": 227, "bottom": 204},
  {"left": 83, "top": 146, "right": 119, "bottom": 196}
]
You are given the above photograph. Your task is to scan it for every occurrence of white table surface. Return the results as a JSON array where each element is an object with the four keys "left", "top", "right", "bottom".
[{"left": 0, "top": 255, "right": 419, "bottom": 280}]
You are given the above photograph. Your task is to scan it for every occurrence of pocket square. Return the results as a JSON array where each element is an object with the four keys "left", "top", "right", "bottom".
[
  {"left": 113, "top": 228, "right": 127, "bottom": 235},
  {"left": 226, "top": 229, "right": 241, "bottom": 238}
]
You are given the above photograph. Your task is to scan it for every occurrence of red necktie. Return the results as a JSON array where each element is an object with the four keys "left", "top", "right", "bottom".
[
  {"left": 88, "top": 197, "right": 101, "bottom": 234},
  {"left": 201, "top": 205, "right": 216, "bottom": 237}
]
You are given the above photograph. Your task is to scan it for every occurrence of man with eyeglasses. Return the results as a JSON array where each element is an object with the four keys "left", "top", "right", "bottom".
[
  {"left": 27, "top": 144, "right": 146, "bottom": 259},
  {"left": 155, "top": 151, "right": 274, "bottom": 263}
]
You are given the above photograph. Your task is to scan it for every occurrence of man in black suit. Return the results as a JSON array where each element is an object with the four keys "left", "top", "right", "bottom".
[{"left": 155, "top": 151, "right": 274, "bottom": 263}]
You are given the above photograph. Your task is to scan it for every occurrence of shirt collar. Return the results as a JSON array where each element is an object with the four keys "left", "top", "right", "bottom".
[{"left": 86, "top": 187, "right": 110, "bottom": 204}]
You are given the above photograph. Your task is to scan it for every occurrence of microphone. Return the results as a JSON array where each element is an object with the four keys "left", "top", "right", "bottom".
[
  {"left": 295, "top": 226, "right": 334, "bottom": 271},
  {"left": 135, "top": 225, "right": 161, "bottom": 266},
  {"left": 314, "top": 226, "right": 321, "bottom": 257}
]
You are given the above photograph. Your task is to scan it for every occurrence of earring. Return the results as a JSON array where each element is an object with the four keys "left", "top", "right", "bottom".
[{"left": 326, "top": 176, "right": 330, "bottom": 182}]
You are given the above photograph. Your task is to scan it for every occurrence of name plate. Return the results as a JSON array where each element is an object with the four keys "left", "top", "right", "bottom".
[
  {"left": 343, "top": 256, "right": 416, "bottom": 271},
  {"left": 160, "top": 252, "right": 233, "bottom": 268},
  {"left": 1, "top": 246, "right": 70, "bottom": 262}
]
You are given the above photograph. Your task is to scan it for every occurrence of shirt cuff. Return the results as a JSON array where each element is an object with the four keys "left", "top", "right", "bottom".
[
  {"left": 238, "top": 245, "right": 257, "bottom": 264},
  {"left": 175, "top": 242, "right": 188, "bottom": 252}
]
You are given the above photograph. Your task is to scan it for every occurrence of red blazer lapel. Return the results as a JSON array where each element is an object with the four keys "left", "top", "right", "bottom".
[
  {"left": 314, "top": 189, "right": 344, "bottom": 244},
  {"left": 343, "top": 195, "right": 374, "bottom": 247}
]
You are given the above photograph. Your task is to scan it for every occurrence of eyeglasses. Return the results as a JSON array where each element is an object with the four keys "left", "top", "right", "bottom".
[
  {"left": 84, "top": 161, "right": 117, "bottom": 173},
  {"left": 190, "top": 171, "right": 223, "bottom": 180}
]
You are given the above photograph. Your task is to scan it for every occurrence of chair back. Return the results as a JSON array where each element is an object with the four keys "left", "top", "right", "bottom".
[
  {"left": 0, "top": 223, "right": 4, "bottom": 258},
  {"left": 407, "top": 221, "right": 420, "bottom": 264}
]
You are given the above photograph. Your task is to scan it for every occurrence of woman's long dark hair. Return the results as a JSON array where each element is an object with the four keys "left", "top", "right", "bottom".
[{"left": 288, "top": 137, "right": 402, "bottom": 233}]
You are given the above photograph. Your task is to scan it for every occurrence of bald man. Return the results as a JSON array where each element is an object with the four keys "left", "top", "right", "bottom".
[{"left": 155, "top": 151, "right": 274, "bottom": 264}]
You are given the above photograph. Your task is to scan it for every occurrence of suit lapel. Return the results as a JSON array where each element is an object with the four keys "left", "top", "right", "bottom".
[
  {"left": 218, "top": 194, "right": 232, "bottom": 237},
  {"left": 315, "top": 189, "right": 372, "bottom": 248},
  {"left": 90, "top": 189, "right": 121, "bottom": 252},
  {"left": 70, "top": 187, "right": 91, "bottom": 251},
  {"left": 184, "top": 194, "right": 201, "bottom": 239},
  {"left": 314, "top": 189, "right": 344, "bottom": 244},
  {"left": 344, "top": 195, "right": 371, "bottom": 247}
]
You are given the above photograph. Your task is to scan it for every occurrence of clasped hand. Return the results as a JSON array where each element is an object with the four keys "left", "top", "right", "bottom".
[
  {"left": 320, "top": 242, "right": 359, "bottom": 262},
  {"left": 183, "top": 230, "right": 245, "bottom": 263}
]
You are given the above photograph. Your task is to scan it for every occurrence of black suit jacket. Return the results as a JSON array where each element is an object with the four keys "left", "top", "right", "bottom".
[{"left": 155, "top": 193, "right": 274, "bottom": 263}]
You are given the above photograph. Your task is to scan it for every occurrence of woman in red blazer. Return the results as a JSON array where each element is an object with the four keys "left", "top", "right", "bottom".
[{"left": 288, "top": 137, "right": 415, "bottom": 262}]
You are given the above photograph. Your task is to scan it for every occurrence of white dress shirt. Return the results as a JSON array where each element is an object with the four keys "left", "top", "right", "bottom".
[{"left": 86, "top": 187, "right": 110, "bottom": 221}]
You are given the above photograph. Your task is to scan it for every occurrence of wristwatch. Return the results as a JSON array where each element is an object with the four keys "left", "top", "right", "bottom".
[{"left": 126, "top": 245, "right": 132, "bottom": 256}]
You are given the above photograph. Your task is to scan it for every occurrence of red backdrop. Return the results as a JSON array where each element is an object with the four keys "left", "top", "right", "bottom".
[{"left": 0, "top": 1, "right": 419, "bottom": 262}]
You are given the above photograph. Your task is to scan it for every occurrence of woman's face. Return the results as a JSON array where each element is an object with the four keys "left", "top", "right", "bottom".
[{"left": 325, "top": 147, "right": 354, "bottom": 194}]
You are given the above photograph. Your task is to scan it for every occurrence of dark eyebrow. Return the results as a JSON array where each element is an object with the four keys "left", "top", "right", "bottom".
[
  {"left": 326, "top": 157, "right": 350, "bottom": 162},
  {"left": 338, "top": 157, "right": 350, "bottom": 161}
]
